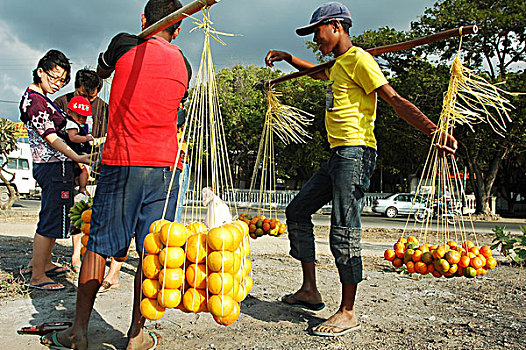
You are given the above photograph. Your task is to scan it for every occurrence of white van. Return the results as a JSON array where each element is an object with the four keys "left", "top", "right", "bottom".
[{"left": 0, "top": 140, "right": 40, "bottom": 205}]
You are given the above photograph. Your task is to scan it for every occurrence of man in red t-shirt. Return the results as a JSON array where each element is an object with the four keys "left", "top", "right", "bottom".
[{"left": 41, "top": 1, "right": 191, "bottom": 349}]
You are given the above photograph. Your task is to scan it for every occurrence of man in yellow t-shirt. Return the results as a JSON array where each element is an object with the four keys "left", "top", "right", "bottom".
[{"left": 265, "top": 1, "right": 457, "bottom": 338}]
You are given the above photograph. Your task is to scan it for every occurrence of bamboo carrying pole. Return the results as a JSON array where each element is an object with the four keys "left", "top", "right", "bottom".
[
  {"left": 138, "top": 0, "right": 220, "bottom": 38},
  {"left": 267, "top": 25, "right": 478, "bottom": 86}
]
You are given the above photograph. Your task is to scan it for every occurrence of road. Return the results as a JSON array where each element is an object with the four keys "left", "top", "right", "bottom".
[{"left": 13, "top": 199, "right": 525, "bottom": 235}]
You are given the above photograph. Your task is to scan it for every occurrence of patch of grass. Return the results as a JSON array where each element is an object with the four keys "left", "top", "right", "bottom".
[{"left": 0, "top": 271, "right": 28, "bottom": 299}]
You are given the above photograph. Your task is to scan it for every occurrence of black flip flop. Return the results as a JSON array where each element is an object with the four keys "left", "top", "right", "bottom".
[{"left": 281, "top": 294, "right": 325, "bottom": 311}]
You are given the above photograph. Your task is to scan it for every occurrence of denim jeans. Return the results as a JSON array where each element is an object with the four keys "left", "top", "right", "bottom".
[
  {"left": 88, "top": 165, "right": 179, "bottom": 257},
  {"left": 285, "top": 146, "right": 376, "bottom": 284}
]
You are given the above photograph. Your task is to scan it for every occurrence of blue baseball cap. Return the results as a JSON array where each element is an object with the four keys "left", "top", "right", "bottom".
[{"left": 296, "top": 2, "right": 352, "bottom": 36}]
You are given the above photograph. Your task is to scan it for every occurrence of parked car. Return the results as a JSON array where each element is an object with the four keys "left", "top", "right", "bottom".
[
  {"left": 1, "top": 141, "right": 40, "bottom": 206},
  {"left": 372, "top": 193, "right": 427, "bottom": 218}
]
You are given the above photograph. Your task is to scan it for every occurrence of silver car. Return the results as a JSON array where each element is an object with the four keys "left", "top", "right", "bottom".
[{"left": 372, "top": 193, "right": 427, "bottom": 218}]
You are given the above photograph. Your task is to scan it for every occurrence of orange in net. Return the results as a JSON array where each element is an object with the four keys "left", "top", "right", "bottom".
[
  {"left": 185, "top": 233, "right": 208, "bottom": 264},
  {"left": 142, "top": 278, "right": 161, "bottom": 299},
  {"left": 185, "top": 264, "right": 207, "bottom": 289},
  {"left": 223, "top": 223, "right": 243, "bottom": 251},
  {"left": 157, "top": 288, "right": 182, "bottom": 308},
  {"left": 186, "top": 222, "right": 208, "bottom": 234},
  {"left": 159, "top": 267, "right": 184, "bottom": 289},
  {"left": 182, "top": 288, "right": 207, "bottom": 313},
  {"left": 144, "top": 232, "right": 163, "bottom": 255},
  {"left": 149, "top": 219, "right": 170, "bottom": 233},
  {"left": 208, "top": 272, "right": 234, "bottom": 295},
  {"left": 207, "top": 294, "right": 235, "bottom": 318},
  {"left": 213, "top": 300, "right": 240, "bottom": 326},
  {"left": 142, "top": 254, "right": 162, "bottom": 279},
  {"left": 159, "top": 247, "right": 185, "bottom": 268},
  {"left": 140, "top": 297, "right": 165, "bottom": 320},
  {"left": 207, "top": 251, "right": 235, "bottom": 273},
  {"left": 160, "top": 222, "right": 188, "bottom": 247},
  {"left": 208, "top": 226, "right": 235, "bottom": 251}
]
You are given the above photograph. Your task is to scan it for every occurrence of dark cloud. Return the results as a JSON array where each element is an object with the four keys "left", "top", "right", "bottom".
[{"left": 0, "top": 0, "right": 435, "bottom": 120}]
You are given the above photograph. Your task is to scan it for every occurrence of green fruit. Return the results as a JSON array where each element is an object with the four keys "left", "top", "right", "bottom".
[
  {"left": 74, "top": 218, "right": 84, "bottom": 229},
  {"left": 403, "top": 249, "right": 414, "bottom": 264},
  {"left": 256, "top": 220, "right": 263, "bottom": 229},
  {"left": 464, "top": 267, "right": 477, "bottom": 278},
  {"left": 406, "top": 242, "right": 418, "bottom": 250},
  {"left": 255, "top": 228, "right": 265, "bottom": 237}
]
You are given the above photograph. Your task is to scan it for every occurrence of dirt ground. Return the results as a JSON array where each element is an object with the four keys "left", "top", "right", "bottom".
[{"left": 0, "top": 212, "right": 525, "bottom": 350}]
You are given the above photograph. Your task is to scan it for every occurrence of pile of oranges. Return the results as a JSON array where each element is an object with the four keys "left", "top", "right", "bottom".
[
  {"left": 238, "top": 213, "right": 286, "bottom": 239},
  {"left": 140, "top": 219, "right": 252, "bottom": 326},
  {"left": 383, "top": 236, "right": 497, "bottom": 278}
]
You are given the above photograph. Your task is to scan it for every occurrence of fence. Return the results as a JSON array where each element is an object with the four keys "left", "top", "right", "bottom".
[{"left": 184, "top": 189, "right": 476, "bottom": 214}]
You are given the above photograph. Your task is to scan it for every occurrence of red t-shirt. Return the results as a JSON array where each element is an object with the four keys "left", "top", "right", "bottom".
[{"left": 98, "top": 33, "right": 191, "bottom": 167}]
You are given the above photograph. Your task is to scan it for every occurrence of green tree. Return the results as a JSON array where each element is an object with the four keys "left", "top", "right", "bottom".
[
  {"left": 0, "top": 118, "right": 20, "bottom": 209},
  {"left": 415, "top": 0, "right": 526, "bottom": 214}
]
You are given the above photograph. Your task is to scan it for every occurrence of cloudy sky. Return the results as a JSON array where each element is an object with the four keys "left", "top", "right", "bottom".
[{"left": 0, "top": 0, "right": 435, "bottom": 121}]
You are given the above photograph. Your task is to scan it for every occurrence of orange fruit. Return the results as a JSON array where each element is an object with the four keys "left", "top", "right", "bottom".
[
  {"left": 407, "top": 236, "right": 419, "bottom": 245},
  {"left": 397, "top": 237, "right": 407, "bottom": 245},
  {"left": 412, "top": 250, "right": 423, "bottom": 263},
  {"left": 395, "top": 248, "right": 405, "bottom": 259},
  {"left": 185, "top": 233, "right": 208, "bottom": 264},
  {"left": 223, "top": 223, "right": 243, "bottom": 251},
  {"left": 406, "top": 261, "right": 415, "bottom": 274},
  {"left": 464, "top": 266, "right": 477, "bottom": 278},
  {"left": 186, "top": 221, "right": 208, "bottom": 234},
  {"left": 231, "top": 280, "right": 246, "bottom": 302},
  {"left": 414, "top": 261, "right": 428, "bottom": 275},
  {"left": 244, "top": 275, "right": 253, "bottom": 294},
  {"left": 427, "top": 263, "right": 435, "bottom": 274},
  {"left": 384, "top": 249, "right": 396, "bottom": 262},
  {"left": 159, "top": 247, "right": 185, "bottom": 269},
  {"left": 447, "top": 240, "right": 458, "bottom": 249},
  {"left": 476, "top": 267, "right": 487, "bottom": 276},
  {"left": 431, "top": 270, "right": 442, "bottom": 278},
  {"left": 140, "top": 298, "right": 165, "bottom": 320},
  {"left": 233, "top": 220, "right": 249, "bottom": 238},
  {"left": 208, "top": 272, "right": 234, "bottom": 295},
  {"left": 182, "top": 288, "right": 207, "bottom": 313},
  {"left": 403, "top": 249, "right": 414, "bottom": 264},
  {"left": 421, "top": 252, "right": 434, "bottom": 264},
  {"left": 445, "top": 250, "right": 461, "bottom": 265},
  {"left": 485, "top": 257, "right": 497, "bottom": 270},
  {"left": 479, "top": 246, "right": 493, "bottom": 258},
  {"left": 462, "top": 241, "right": 475, "bottom": 251},
  {"left": 81, "top": 234, "right": 89, "bottom": 246},
  {"left": 142, "top": 278, "right": 161, "bottom": 299},
  {"left": 458, "top": 255, "right": 470, "bottom": 268},
  {"left": 157, "top": 288, "right": 181, "bottom": 308},
  {"left": 160, "top": 222, "right": 188, "bottom": 247},
  {"left": 242, "top": 258, "right": 252, "bottom": 276},
  {"left": 144, "top": 232, "right": 163, "bottom": 255},
  {"left": 435, "top": 258, "right": 450, "bottom": 273},
  {"left": 208, "top": 226, "right": 235, "bottom": 251},
  {"left": 392, "top": 258, "right": 403, "bottom": 268},
  {"left": 159, "top": 268, "right": 184, "bottom": 289},
  {"left": 213, "top": 301, "right": 240, "bottom": 326},
  {"left": 393, "top": 242, "right": 405, "bottom": 251},
  {"left": 448, "top": 264, "right": 458, "bottom": 275},
  {"left": 207, "top": 250, "right": 235, "bottom": 272},
  {"left": 470, "top": 256, "right": 484, "bottom": 269},
  {"left": 208, "top": 294, "right": 235, "bottom": 317},
  {"left": 469, "top": 247, "right": 480, "bottom": 256},
  {"left": 80, "top": 246, "right": 87, "bottom": 258},
  {"left": 81, "top": 223, "right": 90, "bottom": 234},
  {"left": 185, "top": 264, "right": 207, "bottom": 289},
  {"left": 142, "top": 254, "right": 162, "bottom": 279},
  {"left": 81, "top": 209, "right": 92, "bottom": 223},
  {"left": 149, "top": 219, "right": 170, "bottom": 233},
  {"left": 417, "top": 244, "right": 430, "bottom": 253},
  {"left": 432, "top": 245, "right": 448, "bottom": 260}
]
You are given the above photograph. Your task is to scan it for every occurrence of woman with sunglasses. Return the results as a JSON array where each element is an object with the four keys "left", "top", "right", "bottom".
[{"left": 19, "top": 49, "right": 93, "bottom": 291}]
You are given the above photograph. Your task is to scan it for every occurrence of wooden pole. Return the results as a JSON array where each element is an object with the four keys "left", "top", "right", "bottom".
[
  {"left": 138, "top": 0, "right": 220, "bottom": 38},
  {"left": 268, "top": 25, "right": 478, "bottom": 86}
]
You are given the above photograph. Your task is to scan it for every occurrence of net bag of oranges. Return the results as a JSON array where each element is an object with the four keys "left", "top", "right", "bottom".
[
  {"left": 384, "top": 236, "right": 497, "bottom": 279},
  {"left": 140, "top": 218, "right": 252, "bottom": 326}
]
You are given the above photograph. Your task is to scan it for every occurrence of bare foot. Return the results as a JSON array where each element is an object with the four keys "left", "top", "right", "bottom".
[
  {"left": 40, "top": 327, "right": 88, "bottom": 350},
  {"left": 283, "top": 288, "right": 323, "bottom": 305},
  {"left": 126, "top": 330, "right": 161, "bottom": 350},
  {"left": 312, "top": 309, "right": 360, "bottom": 336}
]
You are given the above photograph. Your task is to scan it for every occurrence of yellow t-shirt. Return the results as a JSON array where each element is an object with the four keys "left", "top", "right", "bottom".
[{"left": 324, "top": 46, "right": 388, "bottom": 149}]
